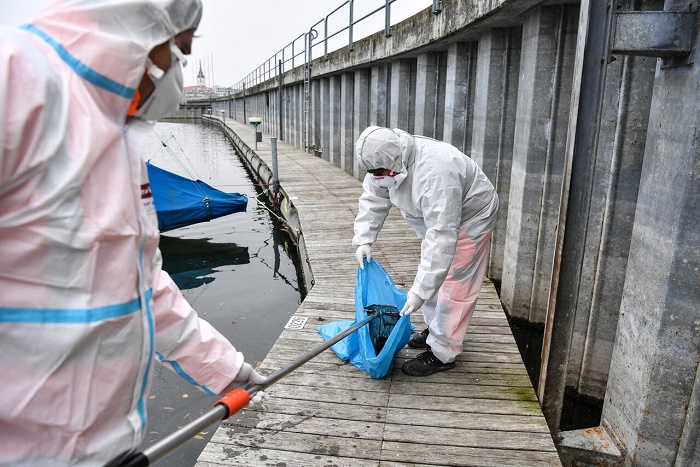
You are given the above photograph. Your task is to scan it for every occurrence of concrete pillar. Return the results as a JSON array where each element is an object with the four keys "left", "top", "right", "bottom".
[
  {"left": 293, "top": 84, "right": 301, "bottom": 148},
  {"left": 435, "top": 51, "right": 447, "bottom": 142},
  {"left": 444, "top": 42, "right": 478, "bottom": 153},
  {"left": 268, "top": 90, "right": 276, "bottom": 137},
  {"left": 294, "top": 84, "right": 304, "bottom": 149},
  {"left": 390, "top": 59, "right": 414, "bottom": 132},
  {"left": 329, "top": 75, "right": 342, "bottom": 167},
  {"left": 298, "top": 83, "right": 305, "bottom": 149},
  {"left": 283, "top": 88, "right": 290, "bottom": 146},
  {"left": 538, "top": 0, "right": 656, "bottom": 438},
  {"left": 340, "top": 73, "right": 355, "bottom": 174},
  {"left": 562, "top": 53, "right": 657, "bottom": 402},
  {"left": 472, "top": 29, "right": 521, "bottom": 283},
  {"left": 353, "top": 69, "right": 370, "bottom": 179},
  {"left": 414, "top": 52, "right": 439, "bottom": 137},
  {"left": 302, "top": 82, "right": 309, "bottom": 150},
  {"left": 320, "top": 77, "right": 330, "bottom": 162},
  {"left": 370, "top": 63, "right": 390, "bottom": 127},
  {"left": 284, "top": 87, "right": 291, "bottom": 146},
  {"left": 500, "top": 6, "right": 578, "bottom": 324},
  {"left": 311, "top": 79, "right": 321, "bottom": 150},
  {"left": 602, "top": 20, "right": 700, "bottom": 464}
]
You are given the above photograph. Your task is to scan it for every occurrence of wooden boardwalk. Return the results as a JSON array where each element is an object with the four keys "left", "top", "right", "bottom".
[{"left": 195, "top": 118, "right": 560, "bottom": 466}]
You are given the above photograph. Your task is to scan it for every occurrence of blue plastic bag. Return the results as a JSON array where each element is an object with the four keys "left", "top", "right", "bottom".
[{"left": 317, "top": 259, "right": 413, "bottom": 379}]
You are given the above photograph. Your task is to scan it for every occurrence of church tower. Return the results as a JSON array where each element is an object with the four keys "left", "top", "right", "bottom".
[{"left": 197, "top": 61, "right": 205, "bottom": 88}]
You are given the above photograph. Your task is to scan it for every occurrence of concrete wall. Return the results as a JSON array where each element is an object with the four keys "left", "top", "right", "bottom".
[{"left": 192, "top": 0, "right": 700, "bottom": 464}]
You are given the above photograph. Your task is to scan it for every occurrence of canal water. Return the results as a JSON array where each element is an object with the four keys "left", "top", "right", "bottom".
[
  {"left": 508, "top": 319, "right": 603, "bottom": 431},
  {"left": 138, "top": 121, "right": 305, "bottom": 466}
]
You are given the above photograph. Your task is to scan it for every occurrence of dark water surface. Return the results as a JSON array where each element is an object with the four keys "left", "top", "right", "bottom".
[
  {"left": 138, "top": 121, "right": 304, "bottom": 466},
  {"left": 508, "top": 320, "right": 603, "bottom": 431}
]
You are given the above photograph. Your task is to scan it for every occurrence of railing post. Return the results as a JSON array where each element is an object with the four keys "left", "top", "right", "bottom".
[
  {"left": 385, "top": 0, "right": 392, "bottom": 37},
  {"left": 324, "top": 16, "right": 329, "bottom": 60},
  {"left": 349, "top": 0, "right": 354, "bottom": 51},
  {"left": 278, "top": 60, "right": 284, "bottom": 141}
]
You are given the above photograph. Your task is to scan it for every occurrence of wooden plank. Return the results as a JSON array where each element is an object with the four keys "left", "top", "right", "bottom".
[
  {"left": 382, "top": 424, "right": 557, "bottom": 452},
  {"left": 380, "top": 442, "right": 561, "bottom": 467},
  {"left": 198, "top": 444, "right": 378, "bottom": 466},
  {"left": 207, "top": 427, "right": 382, "bottom": 459},
  {"left": 264, "top": 383, "right": 390, "bottom": 407},
  {"left": 234, "top": 398, "right": 386, "bottom": 423},
  {"left": 387, "top": 381, "right": 539, "bottom": 401},
  {"left": 225, "top": 412, "right": 385, "bottom": 440},
  {"left": 388, "top": 393, "right": 544, "bottom": 417},
  {"left": 259, "top": 356, "right": 531, "bottom": 380},
  {"left": 384, "top": 407, "right": 550, "bottom": 433}
]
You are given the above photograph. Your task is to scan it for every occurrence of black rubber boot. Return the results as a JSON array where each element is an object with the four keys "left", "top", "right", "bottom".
[
  {"left": 407, "top": 328, "right": 430, "bottom": 349},
  {"left": 402, "top": 349, "right": 456, "bottom": 376}
]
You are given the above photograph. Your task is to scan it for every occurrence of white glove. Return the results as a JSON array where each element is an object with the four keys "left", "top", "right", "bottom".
[
  {"left": 233, "top": 362, "right": 267, "bottom": 385},
  {"left": 355, "top": 244, "right": 372, "bottom": 269},
  {"left": 248, "top": 390, "right": 269, "bottom": 407},
  {"left": 229, "top": 362, "right": 269, "bottom": 407},
  {"left": 400, "top": 291, "right": 424, "bottom": 316}
]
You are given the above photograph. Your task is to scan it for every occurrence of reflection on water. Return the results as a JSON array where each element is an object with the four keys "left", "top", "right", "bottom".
[
  {"left": 138, "top": 121, "right": 304, "bottom": 466},
  {"left": 159, "top": 235, "right": 250, "bottom": 290}
]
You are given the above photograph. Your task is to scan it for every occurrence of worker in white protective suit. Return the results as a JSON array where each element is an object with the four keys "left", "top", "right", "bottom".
[
  {"left": 353, "top": 126, "right": 499, "bottom": 376},
  {"left": 0, "top": 1, "right": 266, "bottom": 465}
]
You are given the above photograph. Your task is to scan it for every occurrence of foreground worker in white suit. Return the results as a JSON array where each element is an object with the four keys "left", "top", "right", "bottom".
[
  {"left": 0, "top": 1, "right": 265, "bottom": 465},
  {"left": 353, "top": 126, "right": 499, "bottom": 376}
]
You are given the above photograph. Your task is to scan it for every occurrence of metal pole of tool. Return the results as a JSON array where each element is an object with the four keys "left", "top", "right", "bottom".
[{"left": 116, "top": 312, "right": 378, "bottom": 467}]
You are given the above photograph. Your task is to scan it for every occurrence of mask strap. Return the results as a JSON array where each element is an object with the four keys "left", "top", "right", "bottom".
[
  {"left": 170, "top": 42, "right": 187, "bottom": 67},
  {"left": 146, "top": 58, "right": 164, "bottom": 81}
]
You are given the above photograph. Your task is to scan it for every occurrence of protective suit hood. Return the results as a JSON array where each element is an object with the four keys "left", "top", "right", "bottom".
[
  {"left": 25, "top": 0, "right": 202, "bottom": 113},
  {"left": 356, "top": 126, "right": 415, "bottom": 175}
]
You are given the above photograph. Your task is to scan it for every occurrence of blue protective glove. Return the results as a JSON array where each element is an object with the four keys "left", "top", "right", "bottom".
[
  {"left": 355, "top": 244, "right": 372, "bottom": 269},
  {"left": 400, "top": 291, "right": 425, "bottom": 316}
]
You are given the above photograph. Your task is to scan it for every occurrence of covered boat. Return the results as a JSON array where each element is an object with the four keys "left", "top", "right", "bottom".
[{"left": 146, "top": 162, "right": 248, "bottom": 232}]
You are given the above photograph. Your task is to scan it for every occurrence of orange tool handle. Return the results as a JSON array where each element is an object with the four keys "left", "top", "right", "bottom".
[{"left": 215, "top": 387, "right": 251, "bottom": 419}]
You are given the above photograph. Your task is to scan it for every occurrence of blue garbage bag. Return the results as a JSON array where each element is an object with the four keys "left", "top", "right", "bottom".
[{"left": 317, "top": 259, "right": 413, "bottom": 379}]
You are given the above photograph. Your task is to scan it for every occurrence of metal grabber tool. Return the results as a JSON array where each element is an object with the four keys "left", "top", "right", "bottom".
[{"left": 116, "top": 312, "right": 379, "bottom": 467}]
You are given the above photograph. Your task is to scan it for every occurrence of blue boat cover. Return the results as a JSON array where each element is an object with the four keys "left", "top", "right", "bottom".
[
  {"left": 146, "top": 162, "right": 247, "bottom": 232},
  {"left": 317, "top": 259, "right": 413, "bottom": 379}
]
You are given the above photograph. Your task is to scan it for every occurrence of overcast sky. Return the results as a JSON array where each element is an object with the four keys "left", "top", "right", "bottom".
[{"left": 1, "top": 0, "right": 429, "bottom": 87}]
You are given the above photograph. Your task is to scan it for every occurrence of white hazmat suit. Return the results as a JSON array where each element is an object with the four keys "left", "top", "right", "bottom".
[
  {"left": 353, "top": 127, "right": 499, "bottom": 364},
  {"left": 0, "top": 1, "right": 260, "bottom": 465}
]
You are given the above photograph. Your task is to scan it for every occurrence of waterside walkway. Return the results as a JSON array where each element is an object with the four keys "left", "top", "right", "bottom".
[{"left": 195, "top": 118, "right": 561, "bottom": 466}]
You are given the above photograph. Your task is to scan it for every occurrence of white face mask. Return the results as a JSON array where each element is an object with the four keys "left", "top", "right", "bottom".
[
  {"left": 136, "top": 41, "right": 185, "bottom": 121},
  {"left": 373, "top": 175, "right": 396, "bottom": 189}
]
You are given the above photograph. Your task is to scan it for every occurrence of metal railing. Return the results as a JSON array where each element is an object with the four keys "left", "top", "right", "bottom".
[{"left": 231, "top": 0, "right": 441, "bottom": 93}]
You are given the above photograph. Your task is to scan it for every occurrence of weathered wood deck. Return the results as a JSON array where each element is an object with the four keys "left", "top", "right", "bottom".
[{"left": 195, "top": 118, "right": 560, "bottom": 466}]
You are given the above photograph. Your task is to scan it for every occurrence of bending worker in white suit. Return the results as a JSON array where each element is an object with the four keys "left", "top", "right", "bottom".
[
  {"left": 0, "top": 1, "right": 264, "bottom": 465},
  {"left": 353, "top": 126, "right": 499, "bottom": 376}
]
